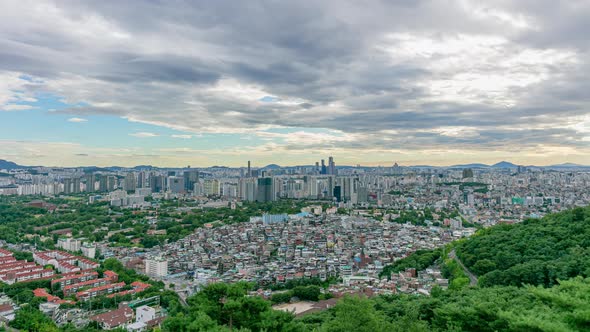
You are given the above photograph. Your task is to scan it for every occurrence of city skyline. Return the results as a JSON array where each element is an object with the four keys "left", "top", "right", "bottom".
[
  {"left": 2, "top": 1, "right": 590, "bottom": 167},
  {"left": 0, "top": 157, "right": 589, "bottom": 170}
]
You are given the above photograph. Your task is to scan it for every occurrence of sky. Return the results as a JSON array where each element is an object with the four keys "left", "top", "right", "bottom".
[{"left": 1, "top": 0, "right": 589, "bottom": 167}]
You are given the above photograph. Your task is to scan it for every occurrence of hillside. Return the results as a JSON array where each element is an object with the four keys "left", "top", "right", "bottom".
[
  {"left": 0, "top": 159, "right": 26, "bottom": 170},
  {"left": 492, "top": 161, "right": 518, "bottom": 168},
  {"left": 456, "top": 206, "right": 590, "bottom": 287}
]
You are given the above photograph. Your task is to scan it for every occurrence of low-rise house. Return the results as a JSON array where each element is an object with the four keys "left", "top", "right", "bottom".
[{"left": 89, "top": 306, "right": 134, "bottom": 330}]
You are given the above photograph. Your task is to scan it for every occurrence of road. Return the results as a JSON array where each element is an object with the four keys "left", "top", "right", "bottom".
[{"left": 449, "top": 249, "right": 478, "bottom": 286}]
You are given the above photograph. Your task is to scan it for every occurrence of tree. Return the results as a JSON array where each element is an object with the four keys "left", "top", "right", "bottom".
[
  {"left": 10, "top": 308, "right": 58, "bottom": 331},
  {"left": 292, "top": 285, "right": 321, "bottom": 301},
  {"left": 380, "top": 249, "right": 442, "bottom": 279},
  {"left": 319, "top": 296, "right": 393, "bottom": 332},
  {"left": 472, "top": 259, "right": 497, "bottom": 275},
  {"left": 102, "top": 258, "right": 124, "bottom": 272},
  {"left": 455, "top": 206, "right": 590, "bottom": 287},
  {"left": 271, "top": 292, "right": 292, "bottom": 304},
  {"left": 258, "top": 309, "right": 304, "bottom": 332},
  {"left": 170, "top": 282, "right": 299, "bottom": 331}
]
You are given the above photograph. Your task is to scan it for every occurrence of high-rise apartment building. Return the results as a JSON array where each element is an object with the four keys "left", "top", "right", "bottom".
[
  {"left": 137, "top": 172, "right": 146, "bottom": 188},
  {"left": 256, "top": 177, "right": 275, "bottom": 202},
  {"left": 99, "top": 175, "right": 117, "bottom": 192},
  {"left": 203, "top": 179, "right": 220, "bottom": 196},
  {"left": 239, "top": 177, "right": 257, "bottom": 201},
  {"left": 63, "top": 178, "right": 73, "bottom": 194},
  {"left": 63, "top": 177, "right": 81, "bottom": 194},
  {"left": 83, "top": 174, "right": 96, "bottom": 192},
  {"left": 123, "top": 173, "right": 137, "bottom": 192}
]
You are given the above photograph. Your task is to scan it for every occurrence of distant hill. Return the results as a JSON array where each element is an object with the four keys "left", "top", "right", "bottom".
[
  {"left": 133, "top": 165, "right": 156, "bottom": 170},
  {"left": 262, "top": 164, "right": 281, "bottom": 169},
  {"left": 450, "top": 163, "right": 490, "bottom": 168},
  {"left": 491, "top": 161, "right": 518, "bottom": 168},
  {"left": 84, "top": 166, "right": 112, "bottom": 173},
  {"left": 0, "top": 159, "right": 27, "bottom": 170},
  {"left": 1, "top": 159, "right": 588, "bottom": 171},
  {"left": 548, "top": 163, "right": 588, "bottom": 168}
]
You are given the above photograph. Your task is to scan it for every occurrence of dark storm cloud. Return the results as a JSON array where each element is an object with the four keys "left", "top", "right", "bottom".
[
  {"left": 94, "top": 53, "right": 221, "bottom": 84},
  {"left": 231, "top": 62, "right": 320, "bottom": 86}
]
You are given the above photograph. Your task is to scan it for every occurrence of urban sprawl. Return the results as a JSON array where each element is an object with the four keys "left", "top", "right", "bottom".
[{"left": 0, "top": 158, "right": 588, "bottom": 329}]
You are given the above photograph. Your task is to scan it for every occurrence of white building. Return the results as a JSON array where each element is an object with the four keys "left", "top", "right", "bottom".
[
  {"left": 203, "top": 179, "right": 220, "bottom": 196},
  {"left": 450, "top": 218, "right": 462, "bottom": 229},
  {"left": 136, "top": 187, "right": 152, "bottom": 196},
  {"left": 57, "top": 238, "right": 82, "bottom": 252},
  {"left": 81, "top": 243, "right": 97, "bottom": 259},
  {"left": 145, "top": 257, "right": 168, "bottom": 277},
  {"left": 136, "top": 305, "right": 156, "bottom": 323}
]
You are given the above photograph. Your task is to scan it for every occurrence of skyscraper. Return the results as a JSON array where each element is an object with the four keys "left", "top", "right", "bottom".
[
  {"left": 392, "top": 163, "right": 402, "bottom": 175},
  {"left": 203, "top": 179, "right": 220, "bottom": 196},
  {"left": 328, "top": 156, "right": 336, "bottom": 175},
  {"left": 333, "top": 185, "right": 342, "bottom": 202},
  {"left": 63, "top": 178, "right": 73, "bottom": 194},
  {"left": 256, "top": 177, "right": 274, "bottom": 202},
  {"left": 357, "top": 187, "right": 369, "bottom": 203},
  {"left": 183, "top": 169, "right": 199, "bottom": 192},
  {"left": 337, "top": 176, "right": 355, "bottom": 202},
  {"left": 124, "top": 173, "right": 137, "bottom": 192},
  {"left": 83, "top": 174, "right": 95, "bottom": 192},
  {"left": 168, "top": 176, "right": 185, "bottom": 193},
  {"left": 73, "top": 177, "right": 81, "bottom": 193},
  {"left": 137, "top": 172, "right": 146, "bottom": 188},
  {"left": 149, "top": 175, "right": 166, "bottom": 193},
  {"left": 99, "top": 175, "right": 108, "bottom": 192},
  {"left": 99, "top": 175, "right": 117, "bottom": 192},
  {"left": 239, "top": 177, "right": 258, "bottom": 201}
]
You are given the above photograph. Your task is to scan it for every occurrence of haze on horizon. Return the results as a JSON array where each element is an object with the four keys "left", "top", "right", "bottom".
[{"left": 1, "top": 1, "right": 589, "bottom": 168}]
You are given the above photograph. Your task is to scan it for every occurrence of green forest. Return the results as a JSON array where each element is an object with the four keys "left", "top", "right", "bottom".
[{"left": 456, "top": 206, "right": 590, "bottom": 287}]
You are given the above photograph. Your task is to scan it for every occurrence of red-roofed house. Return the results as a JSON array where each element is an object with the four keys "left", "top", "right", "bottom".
[
  {"left": 104, "top": 270, "right": 119, "bottom": 282},
  {"left": 51, "top": 271, "right": 98, "bottom": 289},
  {"left": 90, "top": 306, "right": 134, "bottom": 330},
  {"left": 0, "top": 248, "right": 13, "bottom": 257},
  {"left": 76, "top": 282, "right": 125, "bottom": 301},
  {"left": 63, "top": 277, "right": 111, "bottom": 296}
]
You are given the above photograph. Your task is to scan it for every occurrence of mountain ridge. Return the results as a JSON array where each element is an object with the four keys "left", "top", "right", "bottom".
[{"left": 1, "top": 159, "right": 589, "bottom": 170}]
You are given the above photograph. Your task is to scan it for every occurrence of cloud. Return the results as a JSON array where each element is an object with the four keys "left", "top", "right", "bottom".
[
  {"left": 129, "top": 132, "right": 159, "bottom": 138},
  {"left": 1, "top": 104, "right": 35, "bottom": 111},
  {"left": 67, "top": 117, "right": 87, "bottom": 122},
  {"left": 171, "top": 134, "right": 193, "bottom": 139},
  {"left": 0, "top": 1, "right": 589, "bottom": 164}
]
